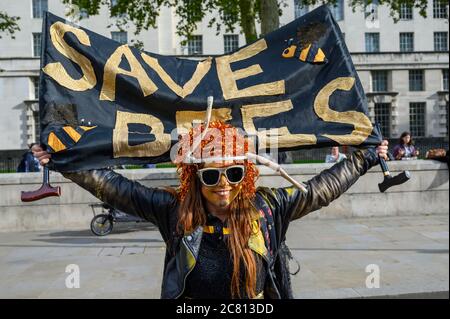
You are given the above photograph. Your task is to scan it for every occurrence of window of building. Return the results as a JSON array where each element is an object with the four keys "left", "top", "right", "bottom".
[
  {"left": 111, "top": 31, "right": 128, "bottom": 44},
  {"left": 434, "top": 32, "right": 448, "bottom": 52},
  {"left": 31, "top": 77, "right": 39, "bottom": 99},
  {"left": 399, "top": 3, "right": 413, "bottom": 20},
  {"left": 399, "top": 33, "right": 414, "bottom": 52},
  {"left": 374, "top": 103, "right": 391, "bottom": 138},
  {"left": 188, "top": 35, "right": 203, "bottom": 55},
  {"left": 294, "top": 0, "right": 309, "bottom": 18},
  {"left": 371, "top": 71, "right": 388, "bottom": 92},
  {"left": 443, "top": 69, "right": 449, "bottom": 91},
  {"left": 365, "top": 33, "right": 380, "bottom": 52},
  {"left": 32, "top": 33, "right": 42, "bottom": 57},
  {"left": 32, "top": 0, "right": 48, "bottom": 19},
  {"left": 224, "top": 34, "right": 239, "bottom": 53},
  {"left": 433, "top": 0, "right": 448, "bottom": 19},
  {"left": 409, "top": 70, "right": 424, "bottom": 91},
  {"left": 409, "top": 102, "right": 426, "bottom": 137},
  {"left": 329, "top": 0, "right": 344, "bottom": 21}
]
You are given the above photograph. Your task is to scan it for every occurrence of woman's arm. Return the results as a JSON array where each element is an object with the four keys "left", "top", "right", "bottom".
[
  {"left": 62, "top": 169, "right": 177, "bottom": 229},
  {"left": 258, "top": 144, "right": 386, "bottom": 230},
  {"left": 33, "top": 146, "right": 178, "bottom": 238}
]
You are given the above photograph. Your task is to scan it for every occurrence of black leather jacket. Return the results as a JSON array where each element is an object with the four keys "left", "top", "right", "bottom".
[{"left": 63, "top": 149, "right": 379, "bottom": 299}]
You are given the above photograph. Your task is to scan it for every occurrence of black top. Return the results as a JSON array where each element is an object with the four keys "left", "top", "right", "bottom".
[{"left": 183, "top": 214, "right": 266, "bottom": 299}]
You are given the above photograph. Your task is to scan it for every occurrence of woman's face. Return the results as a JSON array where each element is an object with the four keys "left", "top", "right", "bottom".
[
  {"left": 200, "top": 161, "right": 243, "bottom": 211},
  {"left": 402, "top": 135, "right": 411, "bottom": 144}
]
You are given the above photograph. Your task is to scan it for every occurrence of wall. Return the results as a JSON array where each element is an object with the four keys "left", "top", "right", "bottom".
[{"left": 0, "top": 160, "right": 447, "bottom": 232}]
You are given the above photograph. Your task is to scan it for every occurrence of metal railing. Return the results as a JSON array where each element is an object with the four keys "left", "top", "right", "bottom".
[{"left": 0, "top": 137, "right": 448, "bottom": 172}]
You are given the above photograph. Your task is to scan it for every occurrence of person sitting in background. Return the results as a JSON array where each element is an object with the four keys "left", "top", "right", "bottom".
[
  {"left": 325, "top": 146, "right": 347, "bottom": 163},
  {"left": 17, "top": 143, "right": 41, "bottom": 172},
  {"left": 392, "top": 132, "right": 419, "bottom": 160}
]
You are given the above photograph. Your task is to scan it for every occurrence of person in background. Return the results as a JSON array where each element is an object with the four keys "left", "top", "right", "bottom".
[
  {"left": 325, "top": 146, "right": 347, "bottom": 163},
  {"left": 17, "top": 143, "right": 41, "bottom": 172},
  {"left": 392, "top": 132, "right": 419, "bottom": 160}
]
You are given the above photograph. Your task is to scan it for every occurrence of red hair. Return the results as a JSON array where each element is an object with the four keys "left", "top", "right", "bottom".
[
  {"left": 175, "top": 121, "right": 260, "bottom": 298},
  {"left": 176, "top": 121, "right": 258, "bottom": 202}
]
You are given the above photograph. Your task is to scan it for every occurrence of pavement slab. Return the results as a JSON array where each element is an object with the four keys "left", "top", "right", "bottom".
[{"left": 0, "top": 215, "right": 447, "bottom": 299}]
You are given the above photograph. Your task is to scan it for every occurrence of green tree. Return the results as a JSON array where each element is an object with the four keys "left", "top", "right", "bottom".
[
  {"left": 63, "top": 0, "right": 448, "bottom": 45},
  {"left": 3, "top": 1, "right": 448, "bottom": 44},
  {"left": 0, "top": 11, "right": 20, "bottom": 39}
]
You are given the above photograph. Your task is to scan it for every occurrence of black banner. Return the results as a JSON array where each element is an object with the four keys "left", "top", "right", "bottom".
[{"left": 40, "top": 5, "right": 382, "bottom": 171}]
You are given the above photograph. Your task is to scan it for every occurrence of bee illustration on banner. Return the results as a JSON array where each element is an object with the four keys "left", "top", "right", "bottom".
[
  {"left": 282, "top": 22, "right": 328, "bottom": 64},
  {"left": 41, "top": 102, "right": 97, "bottom": 153}
]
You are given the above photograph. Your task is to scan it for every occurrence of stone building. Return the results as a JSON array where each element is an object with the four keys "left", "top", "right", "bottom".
[{"left": 0, "top": 0, "right": 448, "bottom": 164}]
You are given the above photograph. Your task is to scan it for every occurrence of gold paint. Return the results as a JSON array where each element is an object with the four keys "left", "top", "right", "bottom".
[
  {"left": 282, "top": 45, "right": 296, "bottom": 58},
  {"left": 141, "top": 53, "right": 212, "bottom": 98},
  {"left": 203, "top": 226, "right": 231, "bottom": 234},
  {"left": 216, "top": 39, "right": 285, "bottom": 100},
  {"left": 180, "top": 238, "right": 196, "bottom": 270},
  {"left": 48, "top": 132, "right": 66, "bottom": 152},
  {"left": 314, "top": 48, "right": 326, "bottom": 63},
  {"left": 241, "top": 100, "right": 317, "bottom": 148},
  {"left": 299, "top": 44, "right": 310, "bottom": 62},
  {"left": 314, "top": 77, "right": 373, "bottom": 145},
  {"left": 100, "top": 45, "right": 158, "bottom": 101},
  {"left": 175, "top": 108, "right": 232, "bottom": 131},
  {"left": 248, "top": 220, "right": 267, "bottom": 258},
  {"left": 62, "top": 126, "right": 81, "bottom": 142},
  {"left": 113, "top": 110, "right": 171, "bottom": 157},
  {"left": 42, "top": 22, "right": 96, "bottom": 91},
  {"left": 253, "top": 291, "right": 264, "bottom": 299},
  {"left": 79, "top": 126, "right": 97, "bottom": 131}
]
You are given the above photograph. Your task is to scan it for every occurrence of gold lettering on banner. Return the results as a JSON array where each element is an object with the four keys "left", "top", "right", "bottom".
[
  {"left": 314, "top": 77, "right": 373, "bottom": 145},
  {"left": 141, "top": 54, "right": 212, "bottom": 98},
  {"left": 42, "top": 22, "right": 96, "bottom": 91},
  {"left": 216, "top": 39, "right": 285, "bottom": 100},
  {"left": 113, "top": 111, "right": 171, "bottom": 157},
  {"left": 241, "top": 100, "right": 317, "bottom": 148},
  {"left": 175, "top": 108, "right": 233, "bottom": 131},
  {"left": 100, "top": 45, "right": 158, "bottom": 101}
]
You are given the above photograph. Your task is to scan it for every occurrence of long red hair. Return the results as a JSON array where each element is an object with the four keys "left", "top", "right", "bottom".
[{"left": 175, "top": 121, "right": 260, "bottom": 298}]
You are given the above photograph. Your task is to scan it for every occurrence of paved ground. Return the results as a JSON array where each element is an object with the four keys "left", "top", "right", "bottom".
[{"left": 0, "top": 214, "right": 448, "bottom": 299}]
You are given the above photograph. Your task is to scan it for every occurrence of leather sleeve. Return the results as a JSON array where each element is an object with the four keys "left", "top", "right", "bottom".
[
  {"left": 258, "top": 148, "right": 379, "bottom": 227},
  {"left": 62, "top": 169, "right": 178, "bottom": 239}
]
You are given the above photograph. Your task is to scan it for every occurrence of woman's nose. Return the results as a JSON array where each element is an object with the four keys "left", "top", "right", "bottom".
[{"left": 218, "top": 173, "right": 229, "bottom": 186}]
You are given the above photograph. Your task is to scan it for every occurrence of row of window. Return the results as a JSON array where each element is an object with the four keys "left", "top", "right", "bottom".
[
  {"left": 294, "top": 0, "right": 449, "bottom": 21},
  {"left": 31, "top": 30, "right": 447, "bottom": 57},
  {"left": 31, "top": 31, "right": 239, "bottom": 56},
  {"left": 29, "top": 69, "right": 449, "bottom": 99},
  {"left": 34, "top": 29, "right": 449, "bottom": 56},
  {"left": 374, "top": 101, "right": 446, "bottom": 138},
  {"left": 178, "top": 34, "right": 240, "bottom": 55},
  {"left": 371, "top": 69, "right": 449, "bottom": 92},
  {"left": 29, "top": 74, "right": 448, "bottom": 139},
  {"left": 365, "top": 31, "right": 448, "bottom": 53}
]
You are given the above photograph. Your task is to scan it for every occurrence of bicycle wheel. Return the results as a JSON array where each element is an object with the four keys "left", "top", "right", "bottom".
[{"left": 90, "top": 214, "right": 113, "bottom": 236}]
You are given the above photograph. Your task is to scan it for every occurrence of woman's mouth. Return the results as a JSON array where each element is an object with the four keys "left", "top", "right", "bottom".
[{"left": 213, "top": 189, "right": 232, "bottom": 196}]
